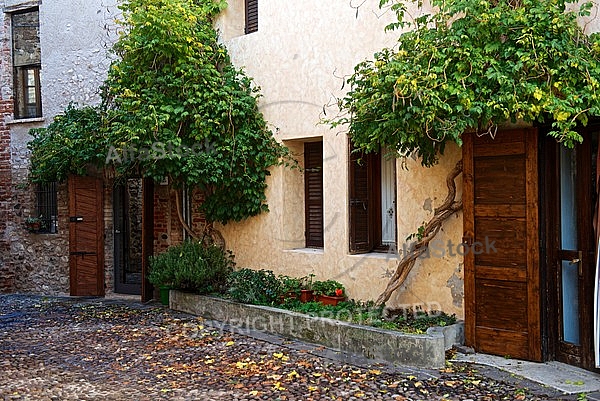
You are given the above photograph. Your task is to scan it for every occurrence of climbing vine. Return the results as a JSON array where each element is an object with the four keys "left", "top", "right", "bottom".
[
  {"left": 29, "top": 0, "right": 289, "bottom": 227},
  {"left": 334, "top": 0, "right": 600, "bottom": 166},
  {"left": 332, "top": 0, "right": 600, "bottom": 304}
]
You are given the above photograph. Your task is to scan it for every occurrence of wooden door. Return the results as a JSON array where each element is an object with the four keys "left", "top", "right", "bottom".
[
  {"left": 69, "top": 175, "right": 104, "bottom": 296},
  {"left": 463, "top": 129, "right": 541, "bottom": 361}
]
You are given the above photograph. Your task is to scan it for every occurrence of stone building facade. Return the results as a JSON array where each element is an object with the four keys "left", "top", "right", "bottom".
[{"left": 0, "top": 0, "right": 117, "bottom": 294}]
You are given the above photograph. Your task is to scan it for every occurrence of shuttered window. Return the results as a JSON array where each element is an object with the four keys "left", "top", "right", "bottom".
[
  {"left": 304, "top": 142, "right": 324, "bottom": 248},
  {"left": 245, "top": 0, "right": 258, "bottom": 34},
  {"left": 349, "top": 144, "right": 396, "bottom": 254}
]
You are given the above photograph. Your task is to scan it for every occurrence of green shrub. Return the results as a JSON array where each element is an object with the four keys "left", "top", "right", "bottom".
[
  {"left": 312, "top": 279, "right": 345, "bottom": 297},
  {"left": 148, "top": 240, "right": 235, "bottom": 294},
  {"left": 226, "top": 268, "right": 282, "bottom": 306}
]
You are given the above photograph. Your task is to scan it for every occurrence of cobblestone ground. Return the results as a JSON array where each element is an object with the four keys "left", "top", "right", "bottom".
[{"left": 0, "top": 294, "right": 572, "bottom": 400}]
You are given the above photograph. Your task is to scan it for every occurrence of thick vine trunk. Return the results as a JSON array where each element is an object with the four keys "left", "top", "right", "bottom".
[
  {"left": 173, "top": 188, "right": 226, "bottom": 249},
  {"left": 375, "top": 159, "right": 463, "bottom": 306}
]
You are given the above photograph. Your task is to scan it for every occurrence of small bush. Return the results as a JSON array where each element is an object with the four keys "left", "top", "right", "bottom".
[
  {"left": 148, "top": 240, "right": 235, "bottom": 294},
  {"left": 226, "top": 268, "right": 282, "bottom": 306}
]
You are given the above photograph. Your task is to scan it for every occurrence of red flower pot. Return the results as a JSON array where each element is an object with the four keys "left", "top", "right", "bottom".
[{"left": 316, "top": 294, "right": 346, "bottom": 306}]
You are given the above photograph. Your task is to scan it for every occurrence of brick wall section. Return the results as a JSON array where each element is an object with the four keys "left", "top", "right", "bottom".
[
  {"left": 0, "top": 99, "right": 13, "bottom": 292},
  {"left": 153, "top": 184, "right": 207, "bottom": 256}
]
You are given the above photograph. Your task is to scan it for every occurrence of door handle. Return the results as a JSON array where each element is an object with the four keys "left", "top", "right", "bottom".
[{"left": 569, "top": 250, "right": 583, "bottom": 277}]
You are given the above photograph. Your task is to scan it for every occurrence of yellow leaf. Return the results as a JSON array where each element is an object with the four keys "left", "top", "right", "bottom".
[
  {"left": 308, "top": 386, "right": 318, "bottom": 392},
  {"left": 273, "top": 352, "right": 284, "bottom": 359},
  {"left": 369, "top": 369, "right": 382, "bottom": 375},
  {"left": 225, "top": 341, "right": 235, "bottom": 346},
  {"left": 249, "top": 390, "right": 259, "bottom": 396},
  {"left": 236, "top": 362, "right": 248, "bottom": 369},
  {"left": 273, "top": 381, "right": 286, "bottom": 391},
  {"left": 533, "top": 88, "right": 543, "bottom": 101},
  {"left": 287, "top": 370, "right": 299, "bottom": 378},
  {"left": 313, "top": 373, "right": 322, "bottom": 377},
  {"left": 204, "top": 359, "right": 214, "bottom": 365}
]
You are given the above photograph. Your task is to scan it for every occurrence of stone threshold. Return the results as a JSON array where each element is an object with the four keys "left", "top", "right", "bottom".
[{"left": 169, "top": 291, "right": 464, "bottom": 369}]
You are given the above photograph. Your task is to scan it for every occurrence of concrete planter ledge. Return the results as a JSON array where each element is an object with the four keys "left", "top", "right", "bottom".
[{"left": 170, "top": 290, "right": 464, "bottom": 369}]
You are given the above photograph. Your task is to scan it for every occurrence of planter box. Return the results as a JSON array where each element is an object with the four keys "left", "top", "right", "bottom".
[{"left": 170, "top": 291, "right": 464, "bottom": 369}]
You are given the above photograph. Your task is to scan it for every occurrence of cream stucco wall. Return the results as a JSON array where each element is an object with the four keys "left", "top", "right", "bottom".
[{"left": 215, "top": 0, "right": 466, "bottom": 318}]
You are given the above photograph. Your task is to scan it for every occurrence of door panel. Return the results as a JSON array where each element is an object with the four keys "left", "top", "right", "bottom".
[
  {"left": 463, "top": 129, "right": 541, "bottom": 361},
  {"left": 544, "top": 131, "right": 597, "bottom": 369},
  {"left": 69, "top": 176, "right": 104, "bottom": 296}
]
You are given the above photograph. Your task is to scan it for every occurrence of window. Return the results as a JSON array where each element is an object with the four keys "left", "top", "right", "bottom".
[
  {"left": 35, "top": 182, "right": 58, "bottom": 234},
  {"left": 304, "top": 141, "right": 324, "bottom": 248},
  {"left": 245, "top": 0, "right": 258, "bottom": 34},
  {"left": 349, "top": 143, "right": 397, "bottom": 253},
  {"left": 12, "top": 8, "right": 42, "bottom": 119}
]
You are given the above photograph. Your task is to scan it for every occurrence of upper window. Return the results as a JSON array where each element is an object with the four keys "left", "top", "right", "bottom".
[
  {"left": 304, "top": 141, "right": 324, "bottom": 248},
  {"left": 349, "top": 143, "right": 397, "bottom": 253},
  {"left": 245, "top": 0, "right": 258, "bottom": 34},
  {"left": 12, "top": 8, "right": 42, "bottom": 119}
]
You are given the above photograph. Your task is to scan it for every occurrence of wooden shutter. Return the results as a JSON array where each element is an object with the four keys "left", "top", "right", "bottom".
[
  {"left": 349, "top": 146, "right": 374, "bottom": 253},
  {"left": 245, "top": 0, "right": 258, "bottom": 34},
  {"left": 463, "top": 129, "right": 541, "bottom": 361},
  {"left": 305, "top": 142, "right": 324, "bottom": 248}
]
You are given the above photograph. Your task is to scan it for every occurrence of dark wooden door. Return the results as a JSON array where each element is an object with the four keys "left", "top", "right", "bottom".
[
  {"left": 543, "top": 130, "right": 598, "bottom": 370},
  {"left": 69, "top": 175, "right": 104, "bottom": 296},
  {"left": 463, "top": 129, "right": 541, "bottom": 361}
]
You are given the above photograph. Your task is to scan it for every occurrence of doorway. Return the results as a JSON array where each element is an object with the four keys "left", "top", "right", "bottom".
[
  {"left": 113, "top": 178, "right": 143, "bottom": 295},
  {"left": 541, "top": 129, "right": 598, "bottom": 370},
  {"left": 463, "top": 129, "right": 542, "bottom": 361},
  {"left": 69, "top": 175, "right": 104, "bottom": 296}
]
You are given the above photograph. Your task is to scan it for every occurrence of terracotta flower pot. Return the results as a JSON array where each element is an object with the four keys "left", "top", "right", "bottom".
[
  {"left": 316, "top": 294, "right": 346, "bottom": 306},
  {"left": 299, "top": 289, "right": 314, "bottom": 303}
]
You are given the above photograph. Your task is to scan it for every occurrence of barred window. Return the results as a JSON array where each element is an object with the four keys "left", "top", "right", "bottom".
[{"left": 35, "top": 182, "right": 58, "bottom": 234}]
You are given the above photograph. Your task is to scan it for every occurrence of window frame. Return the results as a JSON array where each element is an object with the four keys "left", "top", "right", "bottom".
[
  {"left": 14, "top": 64, "right": 41, "bottom": 119},
  {"left": 348, "top": 143, "right": 397, "bottom": 254},
  {"left": 11, "top": 7, "right": 42, "bottom": 119}
]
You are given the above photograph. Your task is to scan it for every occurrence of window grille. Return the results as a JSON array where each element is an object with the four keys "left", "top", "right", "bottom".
[{"left": 35, "top": 182, "right": 58, "bottom": 234}]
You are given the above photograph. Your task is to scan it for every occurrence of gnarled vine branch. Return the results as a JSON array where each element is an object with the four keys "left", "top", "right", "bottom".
[{"left": 376, "top": 159, "right": 463, "bottom": 306}]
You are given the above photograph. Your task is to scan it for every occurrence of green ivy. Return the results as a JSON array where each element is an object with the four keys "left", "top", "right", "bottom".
[
  {"left": 333, "top": 0, "right": 600, "bottom": 166},
  {"left": 28, "top": 0, "right": 290, "bottom": 224}
]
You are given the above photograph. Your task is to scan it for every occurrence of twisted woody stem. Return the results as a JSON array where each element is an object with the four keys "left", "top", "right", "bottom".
[{"left": 375, "top": 159, "right": 463, "bottom": 306}]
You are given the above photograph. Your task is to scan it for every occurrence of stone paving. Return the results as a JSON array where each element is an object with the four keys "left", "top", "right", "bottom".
[{"left": 0, "top": 294, "right": 581, "bottom": 400}]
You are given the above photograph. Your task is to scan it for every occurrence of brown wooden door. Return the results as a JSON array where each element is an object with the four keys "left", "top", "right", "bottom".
[
  {"left": 69, "top": 175, "right": 104, "bottom": 296},
  {"left": 463, "top": 129, "right": 541, "bottom": 361}
]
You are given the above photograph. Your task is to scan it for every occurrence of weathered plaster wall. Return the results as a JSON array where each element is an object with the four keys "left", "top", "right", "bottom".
[{"left": 215, "top": 0, "right": 465, "bottom": 318}]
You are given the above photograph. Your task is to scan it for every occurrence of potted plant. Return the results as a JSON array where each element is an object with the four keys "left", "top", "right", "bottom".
[
  {"left": 312, "top": 279, "right": 346, "bottom": 306},
  {"left": 299, "top": 274, "right": 315, "bottom": 303},
  {"left": 279, "top": 275, "right": 302, "bottom": 302},
  {"left": 24, "top": 216, "right": 42, "bottom": 233}
]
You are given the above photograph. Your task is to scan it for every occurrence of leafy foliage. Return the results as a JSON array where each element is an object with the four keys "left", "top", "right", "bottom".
[
  {"left": 226, "top": 268, "right": 283, "bottom": 306},
  {"left": 334, "top": 0, "right": 600, "bottom": 166},
  {"left": 29, "top": 0, "right": 289, "bottom": 224},
  {"left": 28, "top": 104, "right": 104, "bottom": 183},
  {"left": 311, "top": 279, "right": 346, "bottom": 297},
  {"left": 148, "top": 240, "right": 235, "bottom": 293}
]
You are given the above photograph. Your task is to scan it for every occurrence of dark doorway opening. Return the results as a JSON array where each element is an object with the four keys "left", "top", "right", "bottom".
[
  {"left": 113, "top": 178, "right": 143, "bottom": 295},
  {"left": 541, "top": 128, "right": 599, "bottom": 371}
]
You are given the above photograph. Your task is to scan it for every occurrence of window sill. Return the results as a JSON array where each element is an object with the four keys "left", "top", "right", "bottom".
[
  {"left": 284, "top": 248, "right": 324, "bottom": 255},
  {"left": 348, "top": 251, "right": 399, "bottom": 259},
  {"left": 7, "top": 117, "right": 45, "bottom": 125}
]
